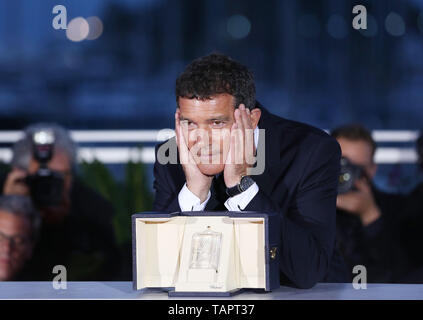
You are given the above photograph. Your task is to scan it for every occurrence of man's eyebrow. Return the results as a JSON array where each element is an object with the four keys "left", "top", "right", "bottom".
[
  {"left": 207, "top": 115, "right": 230, "bottom": 121},
  {"left": 178, "top": 115, "right": 230, "bottom": 122},
  {"left": 179, "top": 115, "right": 193, "bottom": 122}
]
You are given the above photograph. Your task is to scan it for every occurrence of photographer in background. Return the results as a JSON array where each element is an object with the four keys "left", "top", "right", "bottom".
[
  {"left": 0, "top": 195, "right": 40, "bottom": 281},
  {"left": 331, "top": 124, "right": 411, "bottom": 283},
  {"left": 0, "top": 123, "right": 119, "bottom": 280}
]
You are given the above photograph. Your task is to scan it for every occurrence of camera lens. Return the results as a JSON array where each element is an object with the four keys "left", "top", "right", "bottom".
[
  {"left": 338, "top": 157, "right": 362, "bottom": 194},
  {"left": 27, "top": 172, "right": 64, "bottom": 207}
]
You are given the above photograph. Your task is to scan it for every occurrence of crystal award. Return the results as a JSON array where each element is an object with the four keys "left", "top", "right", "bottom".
[{"left": 189, "top": 226, "right": 222, "bottom": 270}]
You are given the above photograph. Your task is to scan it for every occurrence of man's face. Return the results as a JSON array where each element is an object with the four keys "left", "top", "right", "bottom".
[
  {"left": 336, "top": 138, "right": 377, "bottom": 179},
  {"left": 28, "top": 150, "right": 73, "bottom": 195},
  {"left": 0, "top": 210, "right": 32, "bottom": 281},
  {"left": 178, "top": 94, "right": 236, "bottom": 176}
]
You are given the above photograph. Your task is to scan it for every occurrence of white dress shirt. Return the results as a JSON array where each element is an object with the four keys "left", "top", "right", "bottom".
[{"left": 178, "top": 126, "right": 260, "bottom": 212}]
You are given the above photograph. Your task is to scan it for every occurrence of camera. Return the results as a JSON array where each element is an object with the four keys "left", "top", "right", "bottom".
[
  {"left": 25, "top": 130, "right": 64, "bottom": 207},
  {"left": 338, "top": 157, "right": 365, "bottom": 194}
]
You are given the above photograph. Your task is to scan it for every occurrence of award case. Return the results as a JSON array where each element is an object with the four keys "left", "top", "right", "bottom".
[{"left": 132, "top": 211, "right": 280, "bottom": 296}]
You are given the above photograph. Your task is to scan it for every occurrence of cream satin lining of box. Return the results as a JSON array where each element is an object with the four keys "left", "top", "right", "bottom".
[{"left": 135, "top": 216, "right": 266, "bottom": 292}]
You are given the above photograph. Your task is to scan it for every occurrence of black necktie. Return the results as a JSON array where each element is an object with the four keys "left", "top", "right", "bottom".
[{"left": 209, "top": 174, "right": 228, "bottom": 211}]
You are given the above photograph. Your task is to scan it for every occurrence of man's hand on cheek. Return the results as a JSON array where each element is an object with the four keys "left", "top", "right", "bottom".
[
  {"left": 175, "top": 109, "right": 213, "bottom": 202},
  {"left": 224, "top": 104, "right": 255, "bottom": 188}
]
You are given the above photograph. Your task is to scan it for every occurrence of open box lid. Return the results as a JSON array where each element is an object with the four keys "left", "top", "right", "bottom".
[{"left": 132, "top": 211, "right": 281, "bottom": 292}]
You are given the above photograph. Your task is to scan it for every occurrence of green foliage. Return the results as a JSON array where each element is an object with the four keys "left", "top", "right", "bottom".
[
  {"left": 79, "top": 156, "right": 153, "bottom": 247},
  {"left": 79, "top": 160, "right": 122, "bottom": 210},
  {"left": 125, "top": 160, "right": 153, "bottom": 216},
  {"left": 0, "top": 162, "right": 10, "bottom": 176},
  {"left": 1, "top": 153, "right": 153, "bottom": 248}
]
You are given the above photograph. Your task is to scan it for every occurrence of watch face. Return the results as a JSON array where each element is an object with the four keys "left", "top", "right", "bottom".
[{"left": 240, "top": 176, "right": 253, "bottom": 191}]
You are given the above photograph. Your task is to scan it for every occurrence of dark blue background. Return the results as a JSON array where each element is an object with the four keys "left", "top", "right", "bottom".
[{"left": 0, "top": 0, "right": 422, "bottom": 192}]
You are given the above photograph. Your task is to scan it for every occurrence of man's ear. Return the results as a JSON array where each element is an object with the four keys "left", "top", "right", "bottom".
[{"left": 249, "top": 108, "right": 261, "bottom": 129}]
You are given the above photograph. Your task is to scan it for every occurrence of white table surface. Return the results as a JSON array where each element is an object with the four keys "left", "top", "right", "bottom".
[{"left": 0, "top": 282, "right": 422, "bottom": 300}]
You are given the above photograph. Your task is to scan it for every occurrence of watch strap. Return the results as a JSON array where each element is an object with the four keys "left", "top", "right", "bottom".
[{"left": 225, "top": 176, "right": 254, "bottom": 197}]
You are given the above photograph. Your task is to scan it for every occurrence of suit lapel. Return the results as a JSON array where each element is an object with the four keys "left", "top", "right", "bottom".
[{"left": 166, "top": 138, "right": 186, "bottom": 192}]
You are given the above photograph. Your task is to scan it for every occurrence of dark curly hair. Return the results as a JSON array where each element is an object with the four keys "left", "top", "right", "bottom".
[{"left": 175, "top": 53, "right": 256, "bottom": 110}]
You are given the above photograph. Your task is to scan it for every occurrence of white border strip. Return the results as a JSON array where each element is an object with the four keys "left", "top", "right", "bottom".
[
  {"left": 0, "top": 130, "right": 175, "bottom": 143},
  {"left": 0, "top": 130, "right": 419, "bottom": 143},
  {"left": 0, "top": 147, "right": 155, "bottom": 164},
  {"left": 372, "top": 131, "right": 420, "bottom": 143},
  {"left": 374, "top": 148, "right": 418, "bottom": 164},
  {"left": 77, "top": 147, "right": 156, "bottom": 164},
  {"left": 0, "top": 147, "right": 417, "bottom": 164}
]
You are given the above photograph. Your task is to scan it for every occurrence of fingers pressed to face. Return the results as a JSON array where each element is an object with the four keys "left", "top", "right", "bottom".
[
  {"left": 175, "top": 109, "right": 180, "bottom": 144},
  {"left": 225, "top": 123, "right": 236, "bottom": 165},
  {"left": 232, "top": 105, "right": 256, "bottom": 165},
  {"left": 175, "top": 109, "right": 191, "bottom": 164},
  {"left": 234, "top": 108, "right": 243, "bottom": 131},
  {"left": 233, "top": 105, "right": 254, "bottom": 140},
  {"left": 241, "top": 107, "right": 255, "bottom": 164},
  {"left": 229, "top": 122, "right": 244, "bottom": 165},
  {"left": 175, "top": 110, "right": 188, "bottom": 147},
  {"left": 239, "top": 104, "right": 252, "bottom": 130}
]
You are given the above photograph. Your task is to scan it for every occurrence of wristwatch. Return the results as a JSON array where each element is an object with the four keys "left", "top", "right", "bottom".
[{"left": 226, "top": 175, "right": 255, "bottom": 197}]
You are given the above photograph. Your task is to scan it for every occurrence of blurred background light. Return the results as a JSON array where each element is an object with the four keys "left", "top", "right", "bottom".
[
  {"left": 226, "top": 14, "right": 251, "bottom": 39},
  {"left": 385, "top": 12, "right": 406, "bottom": 37},
  {"left": 297, "top": 14, "right": 321, "bottom": 38},
  {"left": 66, "top": 17, "right": 90, "bottom": 42},
  {"left": 327, "top": 14, "right": 348, "bottom": 39},
  {"left": 86, "top": 16, "right": 104, "bottom": 40}
]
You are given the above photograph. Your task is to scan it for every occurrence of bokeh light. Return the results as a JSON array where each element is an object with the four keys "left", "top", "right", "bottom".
[
  {"left": 385, "top": 12, "right": 406, "bottom": 37},
  {"left": 86, "top": 16, "right": 104, "bottom": 41},
  {"left": 66, "top": 17, "right": 90, "bottom": 42},
  {"left": 327, "top": 14, "right": 348, "bottom": 39},
  {"left": 227, "top": 15, "right": 251, "bottom": 39}
]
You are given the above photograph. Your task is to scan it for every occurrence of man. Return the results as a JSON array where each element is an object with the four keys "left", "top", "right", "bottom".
[
  {"left": 1, "top": 123, "right": 119, "bottom": 280},
  {"left": 332, "top": 124, "right": 411, "bottom": 282},
  {"left": 0, "top": 195, "right": 40, "bottom": 281},
  {"left": 153, "top": 53, "right": 345, "bottom": 288}
]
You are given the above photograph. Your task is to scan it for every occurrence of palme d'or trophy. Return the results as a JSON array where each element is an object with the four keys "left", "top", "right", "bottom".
[{"left": 189, "top": 226, "right": 222, "bottom": 288}]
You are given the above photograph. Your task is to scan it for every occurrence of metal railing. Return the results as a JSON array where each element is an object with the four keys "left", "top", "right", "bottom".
[{"left": 0, "top": 130, "right": 419, "bottom": 164}]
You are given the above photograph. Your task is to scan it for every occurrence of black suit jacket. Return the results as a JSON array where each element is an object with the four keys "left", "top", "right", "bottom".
[
  {"left": 153, "top": 105, "right": 346, "bottom": 288},
  {"left": 397, "top": 183, "right": 423, "bottom": 282}
]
